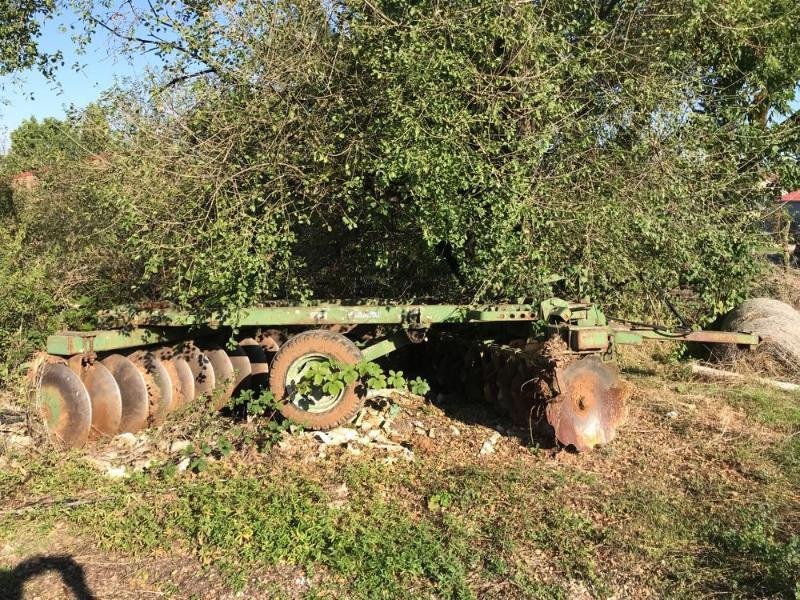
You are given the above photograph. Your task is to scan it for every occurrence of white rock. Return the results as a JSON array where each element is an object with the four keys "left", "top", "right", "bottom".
[
  {"left": 313, "top": 431, "right": 333, "bottom": 444},
  {"left": 666, "top": 410, "right": 679, "bottom": 419},
  {"left": 321, "top": 427, "right": 359, "bottom": 445},
  {"left": 479, "top": 432, "right": 502, "bottom": 456},
  {"left": 448, "top": 425, "right": 461, "bottom": 437},
  {"left": 132, "top": 459, "right": 153, "bottom": 472},
  {"left": 115, "top": 432, "right": 138, "bottom": 447},
  {"left": 170, "top": 439, "right": 192, "bottom": 453},
  {"left": 7, "top": 434, "right": 32, "bottom": 448},
  {"left": 177, "top": 457, "right": 191, "bottom": 472},
  {"left": 104, "top": 466, "right": 127, "bottom": 479}
]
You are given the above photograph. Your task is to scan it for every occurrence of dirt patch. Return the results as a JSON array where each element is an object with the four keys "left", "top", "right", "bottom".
[{"left": 0, "top": 526, "right": 317, "bottom": 600}]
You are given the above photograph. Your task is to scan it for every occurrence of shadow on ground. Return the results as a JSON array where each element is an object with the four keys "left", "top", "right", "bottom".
[{"left": 0, "top": 555, "right": 96, "bottom": 600}]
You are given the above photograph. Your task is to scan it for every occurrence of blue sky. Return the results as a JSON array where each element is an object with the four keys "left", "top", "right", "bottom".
[{"left": 0, "top": 9, "right": 154, "bottom": 151}]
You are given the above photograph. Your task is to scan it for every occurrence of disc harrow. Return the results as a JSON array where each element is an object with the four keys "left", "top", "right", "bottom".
[
  {"left": 33, "top": 334, "right": 284, "bottom": 449},
  {"left": 425, "top": 333, "right": 628, "bottom": 450},
  {"left": 30, "top": 297, "right": 760, "bottom": 452}
]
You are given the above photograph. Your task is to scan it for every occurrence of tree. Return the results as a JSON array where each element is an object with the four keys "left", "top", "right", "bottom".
[
  {"left": 0, "top": 0, "right": 60, "bottom": 76},
  {"left": 5, "top": 0, "right": 800, "bottom": 326}
]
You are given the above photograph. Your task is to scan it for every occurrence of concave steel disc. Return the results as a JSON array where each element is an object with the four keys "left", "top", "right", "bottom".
[
  {"left": 38, "top": 362, "right": 92, "bottom": 449},
  {"left": 67, "top": 355, "right": 122, "bottom": 437},
  {"left": 239, "top": 337, "right": 269, "bottom": 394},
  {"left": 545, "top": 356, "right": 627, "bottom": 451},
  {"left": 257, "top": 330, "right": 284, "bottom": 353},
  {"left": 204, "top": 347, "right": 235, "bottom": 410},
  {"left": 227, "top": 346, "right": 253, "bottom": 398},
  {"left": 155, "top": 347, "right": 195, "bottom": 411},
  {"left": 177, "top": 342, "right": 216, "bottom": 400},
  {"left": 102, "top": 354, "right": 149, "bottom": 433},
  {"left": 129, "top": 350, "right": 173, "bottom": 426}
]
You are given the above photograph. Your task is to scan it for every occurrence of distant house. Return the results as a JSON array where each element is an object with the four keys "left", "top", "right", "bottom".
[{"left": 780, "top": 190, "right": 800, "bottom": 233}]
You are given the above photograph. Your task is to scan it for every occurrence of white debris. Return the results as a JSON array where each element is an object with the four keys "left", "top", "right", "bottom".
[
  {"left": 321, "top": 427, "right": 359, "bottom": 445},
  {"left": 177, "top": 457, "right": 191, "bottom": 472},
  {"left": 104, "top": 466, "right": 127, "bottom": 479},
  {"left": 170, "top": 439, "right": 192, "bottom": 453},
  {"left": 479, "top": 432, "right": 502, "bottom": 456},
  {"left": 114, "top": 432, "right": 139, "bottom": 447},
  {"left": 313, "top": 431, "right": 333, "bottom": 444},
  {"left": 345, "top": 444, "right": 363, "bottom": 456},
  {"left": 6, "top": 434, "right": 32, "bottom": 449},
  {"left": 666, "top": 410, "right": 679, "bottom": 419},
  {"left": 132, "top": 459, "right": 153, "bottom": 473}
]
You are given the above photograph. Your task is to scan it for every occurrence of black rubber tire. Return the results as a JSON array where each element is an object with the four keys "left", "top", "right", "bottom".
[{"left": 269, "top": 330, "right": 364, "bottom": 430}]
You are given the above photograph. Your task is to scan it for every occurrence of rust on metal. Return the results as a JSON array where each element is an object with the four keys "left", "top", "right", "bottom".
[
  {"left": 129, "top": 350, "right": 172, "bottom": 426},
  {"left": 203, "top": 347, "right": 235, "bottom": 410},
  {"left": 239, "top": 337, "right": 269, "bottom": 394},
  {"left": 545, "top": 356, "right": 627, "bottom": 451},
  {"left": 102, "top": 354, "right": 149, "bottom": 433},
  {"left": 156, "top": 347, "right": 195, "bottom": 411},
  {"left": 177, "top": 342, "right": 216, "bottom": 400},
  {"left": 67, "top": 354, "right": 122, "bottom": 437},
  {"left": 38, "top": 362, "right": 92, "bottom": 449}
]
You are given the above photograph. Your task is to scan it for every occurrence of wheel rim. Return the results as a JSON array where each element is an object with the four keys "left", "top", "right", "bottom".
[{"left": 285, "top": 353, "right": 344, "bottom": 413}]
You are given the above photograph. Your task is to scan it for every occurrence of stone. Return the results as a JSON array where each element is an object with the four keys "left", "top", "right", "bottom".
[
  {"left": 170, "top": 439, "right": 192, "bottom": 453},
  {"left": 114, "top": 432, "right": 139, "bottom": 447},
  {"left": 104, "top": 466, "right": 127, "bottom": 479},
  {"left": 322, "top": 427, "right": 359, "bottom": 445},
  {"left": 479, "top": 432, "right": 502, "bottom": 456}
]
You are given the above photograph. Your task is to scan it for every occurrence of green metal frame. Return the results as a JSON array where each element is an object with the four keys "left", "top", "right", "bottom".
[{"left": 46, "top": 297, "right": 760, "bottom": 357}]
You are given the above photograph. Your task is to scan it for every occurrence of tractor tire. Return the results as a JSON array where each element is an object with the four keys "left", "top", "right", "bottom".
[{"left": 269, "top": 330, "right": 364, "bottom": 430}]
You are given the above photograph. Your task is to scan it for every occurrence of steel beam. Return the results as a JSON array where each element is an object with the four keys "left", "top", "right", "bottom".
[{"left": 46, "top": 328, "right": 201, "bottom": 356}]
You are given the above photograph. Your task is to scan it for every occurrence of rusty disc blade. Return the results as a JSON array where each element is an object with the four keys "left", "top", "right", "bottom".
[
  {"left": 239, "top": 337, "right": 269, "bottom": 394},
  {"left": 227, "top": 346, "right": 253, "bottom": 398},
  {"left": 257, "top": 329, "right": 284, "bottom": 353},
  {"left": 67, "top": 355, "right": 122, "bottom": 437},
  {"left": 102, "top": 354, "right": 149, "bottom": 433},
  {"left": 177, "top": 342, "right": 216, "bottom": 400},
  {"left": 129, "top": 350, "right": 173, "bottom": 426},
  {"left": 545, "top": 356, "right": 626, "bottom": 451},
  {"left": 155, "top": 347, "right": 195, "bottom": 411},
  {"left": 38, "top": 362, "right": 92, "bottom": 449},
  {"left": 204, "top": 347, "right": 235, "bottom": 410}
]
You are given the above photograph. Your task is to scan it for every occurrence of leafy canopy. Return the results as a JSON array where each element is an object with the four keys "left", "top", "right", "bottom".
[{"left": 0, "top": 0, "right": 799, "bottom": 344}]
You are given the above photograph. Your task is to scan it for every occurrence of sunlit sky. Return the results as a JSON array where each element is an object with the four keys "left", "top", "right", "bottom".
[
  {"left": 0, "top": 9, "right": 798, "bottom": 153},
  {"left": 0, "top": 9, "right": 155, "bottom": 151}
]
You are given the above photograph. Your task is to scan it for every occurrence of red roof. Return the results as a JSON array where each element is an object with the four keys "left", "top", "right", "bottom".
[{"left": 782, "top": 190, "right": 800, "bottom": 202}]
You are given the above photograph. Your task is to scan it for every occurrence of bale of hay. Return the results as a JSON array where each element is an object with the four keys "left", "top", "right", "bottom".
[{"left": 718, "top": 298, "right": 800, "bottom": 374}]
